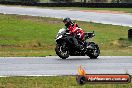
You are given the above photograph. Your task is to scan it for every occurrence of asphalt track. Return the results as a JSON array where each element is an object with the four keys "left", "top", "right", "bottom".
[
  {"left": 0, "top": 56, "right": 132, "bottom": 76},
  {"left": 0, "top": 5, "right": 132, "bottom": 27}
]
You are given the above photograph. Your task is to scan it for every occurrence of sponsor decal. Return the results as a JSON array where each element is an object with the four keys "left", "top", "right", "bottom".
[{"left": 76, "top": 66, "right": 131, "bottom": 85}]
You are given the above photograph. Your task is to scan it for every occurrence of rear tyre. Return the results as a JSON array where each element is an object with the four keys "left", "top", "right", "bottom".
[{"left": 55, "top": 44, "right": 69, "bottom": 59}]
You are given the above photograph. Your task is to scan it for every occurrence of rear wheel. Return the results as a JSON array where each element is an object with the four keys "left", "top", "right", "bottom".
[{"left": 55, "top": 44, "right": 69, "bottom": 59}]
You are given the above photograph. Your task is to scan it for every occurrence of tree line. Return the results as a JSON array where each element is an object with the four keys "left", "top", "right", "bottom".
[
  {"left": 0, "top": 0, "right": 132, "bottom": 3},
  {"left": 52, "top": 0, "right": 132, "bottom": 3},
  {"left": 0, "top": 0, "right": 40, "bottom": 3}
]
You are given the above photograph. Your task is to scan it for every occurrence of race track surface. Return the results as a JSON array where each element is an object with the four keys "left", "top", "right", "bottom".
[
  {"left": 0, "top": 5, "right": 132, "bottom": 27},
  {"left": 0, "top": 56, "right": 132, "bottom": 76}
]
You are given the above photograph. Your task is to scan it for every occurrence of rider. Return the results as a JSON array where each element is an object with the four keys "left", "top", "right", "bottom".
[{"left": 63, "top": 17, "right": 84, "bottom": 50}]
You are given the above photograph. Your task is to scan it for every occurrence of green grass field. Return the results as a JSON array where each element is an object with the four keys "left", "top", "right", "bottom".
[
  {"left": 0, "top": 14, "right": 132, "bottom": 56},
  {"left": 0, "top": 76, "right": 131, "bottom": 88}
]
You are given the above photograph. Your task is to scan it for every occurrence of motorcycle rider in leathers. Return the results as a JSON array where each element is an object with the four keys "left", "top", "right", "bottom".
[{"left": 63, "top": 17, "right": 84, "bottom": 50}]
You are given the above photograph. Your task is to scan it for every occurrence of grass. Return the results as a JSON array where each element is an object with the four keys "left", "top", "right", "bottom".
[
  {"left": 40, "top": 0, "right": 51, "bottom": 2},
  {"left": 0, "top": 14, "right": 132, "bottom": 56},
  {"left": 0, "top": 76, "right": 131, "bottom": 88},
  {"left": 0, "top": 14, "right": 61, "bottom": 56}
]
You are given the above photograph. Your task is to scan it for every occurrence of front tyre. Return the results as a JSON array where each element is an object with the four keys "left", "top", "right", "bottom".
[
  {"left": 55, "top": 44, "right": 69, "bottom": 59},
  {"left": 87, "top": 42, "right": 100, "bottom": 59}
]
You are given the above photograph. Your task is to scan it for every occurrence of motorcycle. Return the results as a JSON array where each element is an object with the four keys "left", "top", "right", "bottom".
[{"left": 55, "top": 28, "right": 100, "bottom": 59}]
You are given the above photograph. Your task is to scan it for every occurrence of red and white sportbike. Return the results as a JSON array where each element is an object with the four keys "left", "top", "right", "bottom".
[{"left": 55, "top": 28, "right": 100, "bottom": 59}]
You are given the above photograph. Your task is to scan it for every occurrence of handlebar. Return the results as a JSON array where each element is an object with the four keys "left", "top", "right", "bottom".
[{"left": 84, "top": 31, "right": 95, "bottom": 40}]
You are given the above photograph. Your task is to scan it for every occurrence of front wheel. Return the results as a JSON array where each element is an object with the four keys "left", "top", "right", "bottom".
[
  {"left": 55, "top": 44, "right": 69, "bottom": 59},
  {"left": 87, "top": 42, "right": 100, "bottom": 59}
]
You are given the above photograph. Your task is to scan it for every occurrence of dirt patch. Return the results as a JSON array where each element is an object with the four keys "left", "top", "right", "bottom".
[
  {"left": 110, "top": 38, "right": 132, "bottom": 48},
  {"left": 79, "top": 10, "right": 126, "bottom": 14}
]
